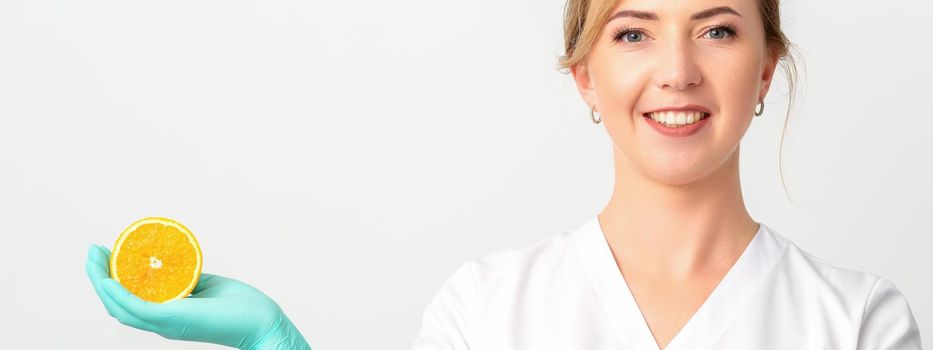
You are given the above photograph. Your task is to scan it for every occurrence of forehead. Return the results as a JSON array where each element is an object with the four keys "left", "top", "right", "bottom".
[{"left": 607, "top": 0, "right": 755, "bottom": 21}]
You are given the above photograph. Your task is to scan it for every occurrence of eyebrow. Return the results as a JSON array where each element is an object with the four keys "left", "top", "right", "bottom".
[{"left": 608, "top": 6, "right": 742, "bottom": 22}]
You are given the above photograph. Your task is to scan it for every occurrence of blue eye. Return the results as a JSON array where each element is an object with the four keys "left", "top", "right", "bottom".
[
  {"left": 613, "top": 27, "right": 647, "bottom": 43},
  {"left": 611, "top": 23, "right": 739, "bottom": 44},
  {"left": 704, "top": 24, "right": 738, "bottom": 40}
]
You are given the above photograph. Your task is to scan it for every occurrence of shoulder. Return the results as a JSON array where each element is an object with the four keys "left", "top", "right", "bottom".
[
  {"left": 411, "top": 229, "right": 575, "bottom": 349},
  {"left": 465, "top": 228, "right": 577, "bottom": 286},
  {"left": 774, "top": 228, "right": 907, "bottom": 308},
  {"left": 423, "top": 226, "right": 576, "bottom": 302},
  {"left": 766, "top": 227, "right": 922, "bottom": 348},
  {"left": 780, "top": 238, "right": 884, "bottom": 293},
  {"left": 758, "top": 223, "right": 890, "bottom": 296}
]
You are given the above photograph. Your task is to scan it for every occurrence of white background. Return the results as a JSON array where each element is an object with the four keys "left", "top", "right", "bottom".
[{"left": 1, "top": 0, "right": 930, "bottom": 348}]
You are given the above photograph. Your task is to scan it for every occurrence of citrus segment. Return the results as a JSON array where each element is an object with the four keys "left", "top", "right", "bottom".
[{"left": 109, "top": 217, "right": 202, "bottom": 303}]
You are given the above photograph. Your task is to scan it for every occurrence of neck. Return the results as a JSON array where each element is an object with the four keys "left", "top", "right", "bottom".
[{"left": 598, "top": 145, "right": 759, "bottom": 280}]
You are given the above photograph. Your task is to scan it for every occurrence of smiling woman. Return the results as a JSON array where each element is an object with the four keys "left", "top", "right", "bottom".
[
  {"left": 561, "top": 0, "right": 800, "bottom": 198},
  {"left": 564, "top": 0, "right": 798, "bottom": 189},
  {"left": 408, "top": 0, "right": 923, "bottom": 349}
]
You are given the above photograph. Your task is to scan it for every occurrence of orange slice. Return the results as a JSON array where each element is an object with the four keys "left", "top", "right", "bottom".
[{"left": 109, "top": 217, "right": 203, "bottom": 303}]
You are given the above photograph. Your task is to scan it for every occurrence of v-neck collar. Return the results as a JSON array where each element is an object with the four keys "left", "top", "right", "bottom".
[{"left": 570, "top": 216, "right": 788, "bottom": 350}]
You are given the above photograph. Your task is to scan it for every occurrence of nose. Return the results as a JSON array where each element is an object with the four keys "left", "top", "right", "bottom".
[{"left": 653, "top": 39, "right": 702, "bottom": 91}]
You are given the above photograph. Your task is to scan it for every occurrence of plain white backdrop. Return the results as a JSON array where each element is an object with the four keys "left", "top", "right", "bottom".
[{"left": 1, "top": 0, "right": 930, "bottom": 348}]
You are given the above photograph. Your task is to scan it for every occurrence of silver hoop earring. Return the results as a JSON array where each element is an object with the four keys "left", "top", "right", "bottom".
[
  {"left": 590, "top": 106, "right": 601, "bottom": 124},
  {"left": 754, "top": 100, "right": 765, "bottom": 117}
]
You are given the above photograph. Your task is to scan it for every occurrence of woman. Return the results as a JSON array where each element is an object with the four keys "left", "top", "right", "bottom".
[{"left": 85, "top": 0, "right": 923, "bottom": 348}]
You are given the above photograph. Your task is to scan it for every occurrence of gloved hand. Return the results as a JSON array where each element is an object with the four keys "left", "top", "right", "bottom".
[{"left": 85, "top": 244, "right": 312, "bottom": 350}]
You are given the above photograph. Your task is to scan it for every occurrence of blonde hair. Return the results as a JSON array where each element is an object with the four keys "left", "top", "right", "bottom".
[{"left": 557, "top": 0, "right": 804, "bottom": 202}]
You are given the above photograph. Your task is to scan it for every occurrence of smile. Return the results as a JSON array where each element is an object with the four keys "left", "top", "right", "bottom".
[
  {"left": 644, "top": 111, "right": 710, "bottom": 127},
  {"left": 642, "top": 110, "right": 712, "bottom": 137}
]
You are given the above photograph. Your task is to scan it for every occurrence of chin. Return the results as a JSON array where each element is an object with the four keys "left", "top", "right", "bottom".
[
  {"left": 651, "top": 170, "right": 710, "bottom": 187},
  {"left": 643, "top": 156, "right": 720, "bottom": 187}
]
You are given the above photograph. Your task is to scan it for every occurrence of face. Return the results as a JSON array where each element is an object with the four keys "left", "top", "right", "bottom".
[{"left": 572, "top": 0, "right": 779, "bottom": 185}]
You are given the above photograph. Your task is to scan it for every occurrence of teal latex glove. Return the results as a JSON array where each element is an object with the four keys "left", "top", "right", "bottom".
[{"left": 85, "top": 244, "right": 312, "bottom": 350}]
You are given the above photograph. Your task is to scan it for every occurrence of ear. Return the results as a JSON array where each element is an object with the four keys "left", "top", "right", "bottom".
[
  {"left": 759, "top": 49, "right": 780, "bottom": 101},
  {"left": 571, "top": 62, "right": 598, "bottom": 111}
]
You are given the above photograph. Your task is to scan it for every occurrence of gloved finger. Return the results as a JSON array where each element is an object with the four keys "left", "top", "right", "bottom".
[
  {"left": 101, "top": 278, "right": 171, "bottom": 322},
  {"left": 85, "top": 254, "right": 110, "bottom": 278},
  {"left": 88, "top": 244, "right": 110, "bottom": 268},
  {"left": 86, "top": 257, "right": 154, "bottom": 330},
  {"left": 96, "top": 244, "right": 113, "bottom": 259},
  {"left": 86, "top": 259, "right": 120, "bottom": 314},
  {"left": 86, "top": 247, "right": 118, "bottom": 288},
  {"left": 94, "top": 282, "right": 157, "bottom": 330}
]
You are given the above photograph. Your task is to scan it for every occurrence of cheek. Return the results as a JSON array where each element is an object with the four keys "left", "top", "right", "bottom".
[
  {"left": 710, "top": 51, "right": 763, "bottom": 108},
  {"left": 593, "top": 58, "right": 650, "bottom": 117},
  {"left": 703, "top": 51, "right": 762, "bottom": 150}
]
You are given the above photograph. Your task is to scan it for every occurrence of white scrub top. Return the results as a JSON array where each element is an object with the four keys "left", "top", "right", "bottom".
[{"left": 412, "top": 217, "right": 922, "bottom": 349}]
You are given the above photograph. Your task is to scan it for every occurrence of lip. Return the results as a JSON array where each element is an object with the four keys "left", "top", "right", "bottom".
[{"left": 642, "top": 104, "right": 712, "bottom": 115}]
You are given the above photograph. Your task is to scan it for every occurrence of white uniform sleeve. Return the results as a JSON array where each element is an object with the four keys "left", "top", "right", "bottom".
[
  {"left": 411, "top": 260, "right": 477, "bottom": 350},
  {"left": 857, "top": 278, "right": 923, "bottom": 350}
]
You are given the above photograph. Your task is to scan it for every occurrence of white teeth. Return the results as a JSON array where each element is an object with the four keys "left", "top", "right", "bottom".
[{"left": 648, "top": 111, "right": 708, "bottom": 126}]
